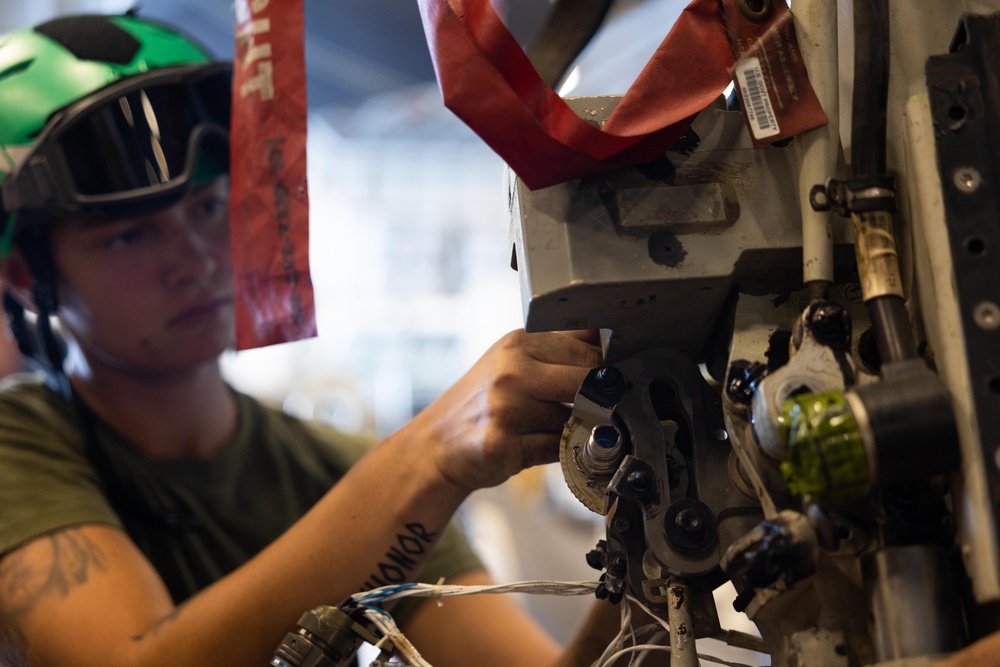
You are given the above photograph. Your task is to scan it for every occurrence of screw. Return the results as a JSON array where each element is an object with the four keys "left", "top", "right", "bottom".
[
  {"left": 974, "top": 301, "right": 1000, "bottom": 331},
  {"left": 612, "top": 518, "right": 631, "bottom": 533},
  {"left": 954, "top": 167, "right": 982, "bottom": 193}
]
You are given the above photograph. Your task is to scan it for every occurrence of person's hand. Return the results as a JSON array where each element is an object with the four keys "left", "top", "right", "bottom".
[
  {"left": 402, "top": 329, "right": 602, "bottom": 494},
  {"left": 940, "top": 630, "right": 1000, "bottom": 667}
]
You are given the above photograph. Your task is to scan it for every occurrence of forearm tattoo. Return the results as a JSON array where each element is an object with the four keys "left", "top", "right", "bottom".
[
  {"left": 362, "top": 523, "right": 438, "bottom": 590},
  {"left": 0, "top": 529, "right": 107, "bottom": 655}
]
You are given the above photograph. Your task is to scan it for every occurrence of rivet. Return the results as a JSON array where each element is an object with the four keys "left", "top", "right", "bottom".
[
  {"left": 973, "top": 301, "right": 1000, "bottom": 330},
  {"left": 954, "top": 167, "right": 982, "bottom": 193}
]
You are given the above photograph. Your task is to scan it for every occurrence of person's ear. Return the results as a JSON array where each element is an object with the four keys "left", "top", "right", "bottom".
[{"left": 0, "top": 250, "right": 37, "bottom": 313}]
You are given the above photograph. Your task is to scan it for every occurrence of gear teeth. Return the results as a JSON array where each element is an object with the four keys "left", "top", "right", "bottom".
[{"left": 559, "top": 416, "right": 607, "bottom": 514}]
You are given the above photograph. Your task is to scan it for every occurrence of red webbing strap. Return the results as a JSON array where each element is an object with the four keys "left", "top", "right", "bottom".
[
  {"left": 416, "top": 0, "right": 820, "bottom": 190},
  {"left": 229, "top": 0, "right": 317, "bottom": 350}
]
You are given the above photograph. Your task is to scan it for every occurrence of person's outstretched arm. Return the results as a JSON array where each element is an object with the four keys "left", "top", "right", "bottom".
[
  {"left": 402, "top": 568, "right": 624, "bottom": 667},
  {"left": 0, "top": 329, "right": 603, "bottom": 667}
]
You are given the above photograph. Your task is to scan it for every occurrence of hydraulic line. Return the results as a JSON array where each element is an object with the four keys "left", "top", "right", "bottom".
[{"left": 850, "top": 0, "right": 916, "bottom": 364}]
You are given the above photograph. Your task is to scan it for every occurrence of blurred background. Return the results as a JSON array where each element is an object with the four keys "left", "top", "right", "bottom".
[{"left": 0, "top": 1, "right": 766, "bottom": 661}]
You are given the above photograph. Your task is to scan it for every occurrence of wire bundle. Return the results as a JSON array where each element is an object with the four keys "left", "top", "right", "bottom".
[{"left": 348, "top": 579, "right": 761, "bottom": 667}]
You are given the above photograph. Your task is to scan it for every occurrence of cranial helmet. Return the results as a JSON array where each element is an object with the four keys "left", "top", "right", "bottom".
[{"left": 0, "top": 13, "right": 232, "bottom": 255}]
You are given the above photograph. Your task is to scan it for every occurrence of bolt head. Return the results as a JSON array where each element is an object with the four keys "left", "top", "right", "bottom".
[
  {"left": 627, "top": 470, "right": 652, "bottom": 492},
  {"left": 675, "top": 509, "right": 703, "bottom": 533},
  {"left": 594, "top": 366, "right": 623, "bottom": 392}
]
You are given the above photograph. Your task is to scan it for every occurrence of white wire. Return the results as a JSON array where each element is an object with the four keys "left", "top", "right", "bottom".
[
  {"left": 592, "top": 596, "right": 634, "bottom": 667},
  {"left": 600, "top": 643, "right": 671, "bottom": 666},
  {"left": 352, "top": 579, "right": 600, "bottom": 606},
  {"left": 349, "top": 579, "right": 762, "bottom": 667},
  {"left": 360, "top": 607, "right": 432, "bottom": 667}
]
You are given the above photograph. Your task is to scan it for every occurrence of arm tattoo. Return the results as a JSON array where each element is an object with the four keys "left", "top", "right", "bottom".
[
  {"left": 0, "top": 529, "right": 107, "bottom": 655},
  {"left": 362, "top": 523, "right": 438, "bottom": 590}
]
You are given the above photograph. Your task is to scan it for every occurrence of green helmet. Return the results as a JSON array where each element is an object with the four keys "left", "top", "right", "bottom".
[{"left": 0, "top": 14, "right": 230, "bottom": 255}]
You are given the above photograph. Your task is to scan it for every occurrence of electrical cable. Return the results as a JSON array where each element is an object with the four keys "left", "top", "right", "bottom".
[
  {"left": 348, "top": 580, "right": 763, "bottom": 667},
  {"left": 351, "top": 579, "right": 601, "bottom": 607}
]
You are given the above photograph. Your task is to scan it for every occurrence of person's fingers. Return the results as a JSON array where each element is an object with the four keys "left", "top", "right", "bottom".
[
  {"left": 479, "top": 381, "right": 572, "bottom": 435},
  {"left": 518, "top": 362, "right": 592, "bottom": 404},
  {"left": 518, "top": 330, "right": 603, "bottom": 368},
  {"left": 514, "top": 432, "right": 566, "bottom": 469},
  {"left": 556, "top": 328, "right": 601, "bottom": 346}
]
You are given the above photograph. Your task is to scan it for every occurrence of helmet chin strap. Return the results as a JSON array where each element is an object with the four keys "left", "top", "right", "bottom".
[{"left": 3, "top": 225, "right": 69, "bottom": 397}]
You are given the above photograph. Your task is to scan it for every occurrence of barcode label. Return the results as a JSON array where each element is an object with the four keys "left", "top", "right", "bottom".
[{"left": 735, "top": 57, "right": 780, "bottom": 139}]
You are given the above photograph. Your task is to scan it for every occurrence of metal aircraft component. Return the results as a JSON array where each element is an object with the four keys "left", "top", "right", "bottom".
[
  {"left": 749, "top": 300, "right": 858, "bottom": 460},
  {"left": 562, "top": 348, "right": 762, "bottom": 616},
  {"left": 506, "top": 95, "right": 856, "bottom": 364},
  {"left": 506, "top": 3, "right": 1000, "bottom": 664}
]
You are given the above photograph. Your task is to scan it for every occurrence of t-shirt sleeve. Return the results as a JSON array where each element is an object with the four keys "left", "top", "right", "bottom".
[{"left": 0, "top": 382, "right": 122, "bottom": 556}]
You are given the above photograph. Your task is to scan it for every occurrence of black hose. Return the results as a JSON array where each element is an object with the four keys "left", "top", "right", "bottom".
[
  {"left": 868, "top": 293, "right": 917, "bottom": 364},
  {"left": 851, "top": 0, "right": 890, "bottom": 178},
  {"left": 850, "top": 0, "right": 916, "bottom": 364}
]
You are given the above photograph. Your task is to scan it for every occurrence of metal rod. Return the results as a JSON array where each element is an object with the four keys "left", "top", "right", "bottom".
[
  {"left": 864, "top": 546, "right": 965, "bottom": 660},
  {"left": 667, "top": 580, "right": 698, "bottom": 667},
  {"left": 794, "top": 0, "right": 839, "bottom": 289}
]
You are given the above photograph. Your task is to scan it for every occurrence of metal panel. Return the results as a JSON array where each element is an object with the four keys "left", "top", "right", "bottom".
[{"left": 507, "top": 96, "right": 855, "bottom": 361}]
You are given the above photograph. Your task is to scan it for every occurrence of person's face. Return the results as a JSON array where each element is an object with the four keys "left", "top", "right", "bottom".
[{"left": 48, "top": 178, "right": 235, "bottom": 376}]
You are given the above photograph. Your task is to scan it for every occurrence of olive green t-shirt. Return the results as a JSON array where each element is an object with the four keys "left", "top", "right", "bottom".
[{"left": 0, "top": 374, "right": 482, "bottom": 622}]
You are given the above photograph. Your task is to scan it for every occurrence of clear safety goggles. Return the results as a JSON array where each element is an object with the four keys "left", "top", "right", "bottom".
[{"left": 2, "top": 62, "right": 231, "bottom": 216}]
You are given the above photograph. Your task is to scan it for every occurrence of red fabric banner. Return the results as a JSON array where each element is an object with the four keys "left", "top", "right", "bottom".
[
  {"left": 416, "top": 0, "right": 826, "bottom": 190},
  {"left": 229, "top": 0, "right": 317, "bottom": 350}
]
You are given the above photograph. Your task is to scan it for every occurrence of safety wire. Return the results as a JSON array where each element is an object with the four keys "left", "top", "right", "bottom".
[{"left": 349, "top": 580, "right": 760, "bottom": 667}]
